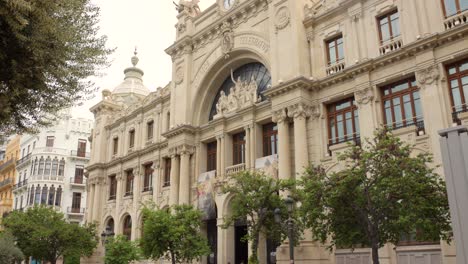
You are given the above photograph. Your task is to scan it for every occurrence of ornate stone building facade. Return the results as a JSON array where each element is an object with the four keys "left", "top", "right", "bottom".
[
  {"left": 0, "top": 135, "right": 20, "bottom": 222},
  {"left": 86, "top": 0, "right": 468, "bottom": 263}
]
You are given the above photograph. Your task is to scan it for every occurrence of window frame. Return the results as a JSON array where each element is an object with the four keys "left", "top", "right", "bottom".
[
  {"left": 441, "top": 0, "right": 468, "bottom": 18},
  {"left": 163, "top": 158, "right": 171, "bottom": 187},
  {"left": 325, "top": 34, "right": 344, "bottom": 66},
  {"left": 109, "top": 175, "right": 117, "bottom": 200},
  {"left": 128, "top": 129, "right": 135, "bottom": 149},
  {"left": 377, "top": 9, "right": 400, "bottom": 44},
  {"left": 74, "top": 166, "right": 84, "bottom": 184},
  {"left": 46, "top": 136, "right": 55, "bottom": 148},
  {"left": 446, "top": 59, "right": 468, "bottom": 124},
  {"left": 147, "top": 120, "right": 154, "bottom": 140},
  {"left": 71, "top": 192, "right": 82, "bottom": 213},
  {"left": 327, "top": 97, "right": 360, "bottom": 146},
  {"left": 125, "top": 169, "right": 134, "bottom": 196},
  {"left": 113, "top": 137, "right": 119, "bottom": 156},
  {"left": 232, "top": 132, "right": 246, "bottom": 165},
  {"left": 143, "top": 163, "right": 153, "bottom": 192},
  {"left": 207, "top": 141, "right": 217, "bottom": 172},
  {"left": 262, "top": 123, "right": 278, "bottom": 157},
  {"left": 77, "top": 139, "right": 87, "bottom": 157}
]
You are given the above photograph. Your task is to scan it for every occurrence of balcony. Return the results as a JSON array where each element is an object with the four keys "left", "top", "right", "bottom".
[
  {"left": 70, "top": 150, "right": 90, "bottom": 160},
  {"left": 16, "top": 153, "right": 31, "bottom": 167},
  {"left": 225, "top": 163, "right": 246, "bottom": 176},
  {"left": 326, "top": 59, "right": 345, "bottom": 76},
  {"left": 452, "top": 107, "right": 468, "bottom": 125},
  {"left": 379, "top": 37, "right": 403, "bottom": 55},
  {"left": 0, "top": 178, "right": 12, "bottom": 188},
  {"left": 0, "top": 159, "right": 15, "bottom": 172},
  {"left": 327, "top": 133, "right": 361, "bottom": 156},
  {"left": 13, "top": 179, "right": 28, "bottom": 191},
  {"left": 444, "top": 9, "right": 468, "bottom": 30},
  {"left": 67, "top": 207, "right": 85, "bottom": 215},
  {"left": 70, "top": 177, "right": 86, "bottom": 187}
]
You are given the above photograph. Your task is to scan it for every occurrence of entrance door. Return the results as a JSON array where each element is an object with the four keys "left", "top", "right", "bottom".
[
  {"left": 235, "top": 224, "right": 248, "bottom": 264},
  {"left": 207, "top": 219, "right": 217, "bottom": 264}
]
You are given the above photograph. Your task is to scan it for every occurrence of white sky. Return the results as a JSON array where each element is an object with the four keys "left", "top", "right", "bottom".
[{"left": 73, "top": 0, "right": 215, "bottom": 119}]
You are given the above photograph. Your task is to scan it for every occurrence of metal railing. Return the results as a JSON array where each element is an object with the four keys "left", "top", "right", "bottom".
[
  {"left": 70, "top": 177, "right": 85, "bottom": 185},
  {"left": 452, "top": 108, "right": 468, "bottom": 125},
  {"left": 0, "top": 159, "right": 15, "bottom": 171},
  {"left": 0, "top": 178, "right": 12, "bottom": 188},
  {"left": 13, "top": 179, "right": 28, "bottom": 190},
  {"left": 327, "top": 133, "right": 361, "bottom": 156},
  {"left": 67, "top": 207, "right": 85, "bottom": 214},
  {"left": 387, "top": 119, "right": 426, "bottom": 135},
  {"left": 70, "top": 150, "right": 90, "bottom": 159},
  {"left": 142, "top": 186, "right": 153, "bottom": 193},
  {"left": 16, "top": 153, "right": 31, "bottom": 166}
]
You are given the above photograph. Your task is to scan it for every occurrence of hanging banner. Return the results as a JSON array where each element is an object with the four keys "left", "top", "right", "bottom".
[
  {"left": 255, "top": 154, "right": 279, "bottom": 179},
  {"left": 197, "top": 170, "right": 217, "bottom": 220}
]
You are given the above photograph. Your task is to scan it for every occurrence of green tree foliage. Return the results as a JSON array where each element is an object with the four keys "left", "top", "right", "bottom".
[
  {"left": 222, "top": 171, "right": 301, "bottom": 264},
  {"left": 141, "top": 204, "right": 210, "bottom": 264},
  {"left": 104, "top": 235, "right": 142, "bottom": 264},
  {"left": 0, "top": 0, "right": 112, "bottom": 135},
  {"left": 0, "top": 231, "right": 24, "bottom": 264},
  {"left": 298, "top": 128, "right": 452, "bottom": 264},
  {"left": 3, "top": 206, "right": 98, "bottom": 264}
]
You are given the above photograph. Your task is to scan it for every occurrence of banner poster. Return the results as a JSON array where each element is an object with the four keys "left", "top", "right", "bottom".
[
  {"left": 255, "top": 154, "right": 279, "bottom": 179},
  {"left": 197, "top": 170, "right": 217, "bottom": 220}
]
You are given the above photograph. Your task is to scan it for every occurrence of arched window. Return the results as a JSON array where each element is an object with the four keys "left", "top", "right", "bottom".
[
  {"left": 41, "top": 185, "right": 48, "bottom": 204},
  {"left": 209, "top": 62, "right": 271, "bottom": 120},
  {"left": 38, "top": 157, "right": 45, "bottom": 175},
  {"left": 44, "top": 157, "right": 51, "bottom": 176},
  {"left": 51, "top": 158, "right": 58, "bottom": 176},
  {"left": 34, "top": 185, "right": 41, "bottom": 204},
  {"left": 48, "top": 185, "right": 55, "bottom": 205},
  {"left": 107, "top": 218, "right": 115, "bottom": 233},
  {"left": 55, "top": 186, "right": 62, "bottom": 206},
  {"left": 123, "top": 215, "right": 132, "bottom": 240},
  {"left": 28, "top": 187, "right": 34, "bottom": 205},
  {"left": 58, "top": 159, "right": 65, "bottom": 176}
]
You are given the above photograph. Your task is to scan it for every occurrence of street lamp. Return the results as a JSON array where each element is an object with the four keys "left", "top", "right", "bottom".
[
  {"left": 100, "top": 225, "right": 115, "bottom": 246},
  {"left": 274, "top": 196, "right": 295, "bottom": 264}
]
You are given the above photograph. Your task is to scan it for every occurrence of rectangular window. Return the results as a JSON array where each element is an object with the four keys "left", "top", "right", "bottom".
[
  {"left": 27, "top": 145, "right": 30, "bottom": 154},
  {"left": 447, "top": 59, "right": 468, "bottom": 124},
  {"left": 77, "top": 139, "right": 87, "bottom": 157},
  {"left": 207, "top": 141, "right": 217, "bottom": 172},
  {"left": 263, "top": 123, "right": 278, "bottom": 157},
  {"left": 378, "top": 10, "right": 400, "bottom": 43},
  {"left": 46, "top": 136, "right": 55, "bottom": 147},
  {"left": 143, "top": 163, "right": 153, "bottom": 192},
  {"left": 398, "top": 230, "right": 439, "bottom": 246},
  {"left": 326, "top": 35, "right": 344, "bottom": 65},
  {"left": 125, "top": 169, "right": 134, "bottom": 196},
  {"left": 71, "top": 192, "right": 81, "bottom": 213},
  {"left": 74, "top": 166, "right": 84, "bottom": 184},
  {"left": 163, "top": 158, "right": 171, "bottom": 187},
  {"left": 442, "top": 0, "right": 468, "bottom": 17},
  {"left": 232, "top": 132, "right": 246, "bottom": 165},
  {"left": 147, "top": 121, "right": 154, "bottom": 140},
  {"left": 328, "top": 98, "right": 360, "bottom": 145},
  {"left": 129, "top": 130, "right": 135, "bottom": 149},
  {"left": 109, "top": 175, "right": 117, "bottom": 200},
  {"left": 382, "top": 77, "right": 423, "bottom": 130},
  {"left": 113, "top": 137, "right": 119, "bottom": 155}
]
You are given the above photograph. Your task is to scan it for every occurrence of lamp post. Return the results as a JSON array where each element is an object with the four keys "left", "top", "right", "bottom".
[
  {"left": 100, "top": 225, "right": 115, "bottom": 253},
  {"left": 274, "top": 196, "right": 295, "bottom": 264}
]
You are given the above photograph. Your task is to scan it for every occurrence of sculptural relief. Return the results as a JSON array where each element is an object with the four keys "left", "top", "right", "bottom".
[{"left": 174, "top": 0, "right": 201, "bottom": 17}]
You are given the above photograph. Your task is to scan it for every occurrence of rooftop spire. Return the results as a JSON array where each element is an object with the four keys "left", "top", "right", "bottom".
[{"left": 131, "top": 46, "right": 139, "bottom": 67}]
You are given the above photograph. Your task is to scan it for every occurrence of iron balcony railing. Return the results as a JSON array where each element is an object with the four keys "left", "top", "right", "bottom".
[
  {"left": 0, "top": 159, "right": 15, "bottom": 171},
  {"left": 13, "top": 179, "right": 28, "bottom": 190},
  {"left": 70, "top": 177, "right": 85, "bottom": 185},
  {"left": 452, "top": 108, "right": 468, "bottom": 125},
  {"left": 0, "top": 178, "right": 12, "bottom": 188},
  {"left": 70, "top": 150, "right": 90, "bottom": 159},
  {"left": 16, "top": 153, "right": 31, "bottom": 167}
]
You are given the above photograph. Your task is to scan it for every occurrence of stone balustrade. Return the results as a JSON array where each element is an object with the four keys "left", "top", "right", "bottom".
[
  {"left": 379, "top": 37, "right": 403, "bottom": 55},
  {"left": 444, "top": 10, "right": 468, "bottom": 30},
  {"left": 225, "top": 163, "right": 246, "bottom": 175},
  {"left": 326, "top": 60, "right": 346, "bottom": 76}
]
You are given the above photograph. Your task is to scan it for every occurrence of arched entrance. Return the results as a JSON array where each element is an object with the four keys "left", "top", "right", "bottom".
[
  {"left": 235, "top": 218, "right": 248, "bottom": 264},
  {"left": 206, "top": 205, "right": 218, "bottom": 264},
  {"left": 122, "top": 215, "right": 132, "bottom": 240}
]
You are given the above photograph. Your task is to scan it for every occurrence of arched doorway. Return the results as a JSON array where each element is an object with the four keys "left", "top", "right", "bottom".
[
  {"left": 235, "top": 218, "right": 248, "bottom": 264},
  {"left": 206, "top": 205, "right": 218, "bottom": 264},
  {"left": 106, "top": 218, "right": 115, "bottom": 233},
  {"left": 123, "top": 215, "right": 132, "bottom": 240}
]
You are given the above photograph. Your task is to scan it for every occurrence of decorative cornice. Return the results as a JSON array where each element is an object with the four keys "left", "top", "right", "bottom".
[
  {"left": 263, "top": 76, "right": 313, "bottom": 98},
  {"left": 161, "top": 123, "right": 197, "bottom": 139},
  {"left": 416, "top": 64, "right": 440, "bottom": 86}
]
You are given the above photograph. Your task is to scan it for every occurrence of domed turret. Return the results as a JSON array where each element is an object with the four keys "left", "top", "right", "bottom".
[{"left": 111, "top": 50, "right": 150, "bottom": 100}]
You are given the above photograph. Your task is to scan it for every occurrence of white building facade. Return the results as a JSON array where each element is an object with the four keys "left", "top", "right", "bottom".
[{"left": 13, "top": 113, "right": 92, "bottom": 224}]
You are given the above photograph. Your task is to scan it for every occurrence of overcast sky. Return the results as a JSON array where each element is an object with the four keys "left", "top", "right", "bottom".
[{"left": 73, "top": 0, "right": 215, "bottom": 119}]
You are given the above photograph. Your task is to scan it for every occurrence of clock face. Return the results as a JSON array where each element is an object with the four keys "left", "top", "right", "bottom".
[{"left": 223, "top": 0, "right": 234, "bottom": 9}]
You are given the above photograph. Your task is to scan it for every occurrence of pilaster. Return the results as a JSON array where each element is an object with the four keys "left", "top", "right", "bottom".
[
  {"left": 287, "top": 103, "right": 311, "bottom": 178},
  {"left": 272, "top": 108, "right": 291, "bottom": 182}
]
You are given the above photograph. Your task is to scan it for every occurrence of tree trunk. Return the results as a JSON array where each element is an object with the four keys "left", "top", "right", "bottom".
[
  {"left": 51, "top": 259, "right": 57, "bottom": 264},
  {"left": 371, "top": 242, "right": 380, "bottom": 264},
  {"left": 171, "top": 251, "right": 176, "bottom": 264},
  {"left": 250, "top": 232, "right": 260, "bottom": 263}
]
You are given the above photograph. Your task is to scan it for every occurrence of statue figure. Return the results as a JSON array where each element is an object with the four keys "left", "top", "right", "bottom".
[
  {"left": 216, "top": 91, "right": 228, "bottom": 115},
  {"left": 174, "top": 0, "right": 201, "bottom": 17}
]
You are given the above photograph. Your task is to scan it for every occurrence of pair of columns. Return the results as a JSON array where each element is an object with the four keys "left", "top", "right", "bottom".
[
  {"left": 169, "top": 145, "right": 194, "bottom": 206},
  {"left": 273, "top": 103, "right": 314, "bottom": 180}
]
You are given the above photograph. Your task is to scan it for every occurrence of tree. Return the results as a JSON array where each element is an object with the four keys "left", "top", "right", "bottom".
[
  {"left": 104, "top": 235, "right": 142, "bottom": 264},
  {"left": 0, "top": 0, "right": 112, "bottom": 135},
  {"left": 0, "top": 231, "right": 24, "bottom": 264},
  {"left": 221, "top": 171, "right": 301, "bottom": 264},
  {"left": 298, "top": 128, "right": 452, "bottom": 264},
  {"left": 141, "top": 204, "right": 210, "bottom": 264},
  {"left": 3, "top": 206, "right": 98, "bottom": 264}
]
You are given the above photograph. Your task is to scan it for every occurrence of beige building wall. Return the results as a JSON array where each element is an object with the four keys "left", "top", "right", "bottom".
[
  {"left": 0, "top": 135, "right": 20, "bottom": 224},
  {"left": 85, "top": 0, "right": 468, "bottom": 263}
]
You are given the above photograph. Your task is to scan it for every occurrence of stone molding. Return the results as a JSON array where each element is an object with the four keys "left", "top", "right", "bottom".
[
  {"left": 417, "top": 64, "right": 440, "bottom": 86},
  {"left": 355, "top": 86, "right": 374, "bottom": 105},
  {"left": 272, "top": 108, "right": 288, "bottom": 124},
  {"left": 287, "top": 103, "right": 312, "bottom": 120}
]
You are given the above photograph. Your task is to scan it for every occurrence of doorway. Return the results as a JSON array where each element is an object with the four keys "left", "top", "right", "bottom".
[{"left": 235, "top": 221, "right": 248, "bottom": 264}]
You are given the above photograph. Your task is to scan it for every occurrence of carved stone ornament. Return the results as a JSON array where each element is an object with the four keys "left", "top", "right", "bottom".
[
  {"left": 176, "top": 22, "right": 186, "bottom": 33},
  {"left": 417, "top": 65, "right": 440, "bottom": 86},
  {"left": 275, "top": 7, "right": 291, "bottom": 32},
  {"left": 287, "top": 103, "right": 311, "bottom": 120},
  {"left": 272, "top": 108, "right": 288, "bottom": 124},
  {"left": 213, "top": 73, "right": 261, "bottom": 118},
  {"left": 175, "top": 0, "right": 201, "bottom": 17},
  {"left": 175, "top": 67, "right": 184, "bottom": 84},
  {"left": 310, "top": 103, "right": 321, "bottom": 120},
  {"left": 355, "top": 87, "right": 374, "bottom": 105},
  {"left": 304, "top": 0, "right": 327, "bottom": 17},
  {"left": 220, "top": 21, "right": 234, "bottom": 59}
]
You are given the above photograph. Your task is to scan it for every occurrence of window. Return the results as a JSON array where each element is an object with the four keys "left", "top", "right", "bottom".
[
  {"left": 232, "top": 132, "right": 246, "bottom": 165},
  {"left": 123, "top": 215, "right": 132, "bottom": 240},
  {"left": 143, "top": 163, "right": 153, "bottom": 192},
  {"left": 125, "top": 169, "right": 134, "bottom": 196},
  {"left": 27, "top": 145, "right": 30, "bottom": 154},
  {"left": 398, "top": 230, "right": 439, "bottom": 246},
  {"left": 77, "top": 139, "right": 87, "bottom": 157},
  {"left": 75, "top": 166, "right": 84, "bottom": 184},
  {"left": 129, "top": 130, "right": 135, "bottom": 149},
  {"left": 38, "top": 157, "right": 45, "bottom": 175},
  {"left": 48, "top": 185, "right": 55, "bottom": 206},
  {"left": 29, "top": 186, "right": 34, "bottom": 205},
  {"left": 34, "top": 185, "right": 41, "bottom": 204},
  {"left": 326, "top": 35, "right": 344, "bottom": 66},
  {"left": 446, "top": 59, "right": 468, "bottom": 124},
  {"left": 109, "top": 175, "right": 117, "bottom": 200},
  {"left": 382, "top": 77, "right": 423, "bottom": 130},
  {"left": 33, "top": 141, "right": 36, "bottom": 149},
  {"left": 33, "top": 158, "right": 38, "bottom": 175},
  {"left": 147, "top": 121, "right": 154, "bottom": 140},
  {"left": 46, "top": 136, "right": 55, "bottom": 147},
  {"left": 328, "top": 98, "right": 360, "bottom": 145},
  {"left": 442, "top": 0, "right": 468, "bottom": 17},
  {"left": 263, "top": 123, "right": 278, "bottom": 157},
  {"left": 55, "top": 186, "right": 62, "bottom": 206},
  {"left": 19, "top": 196, "right": 23, "bottom": 209},
  {"left": 207, "top": 141, "right": 217, "bottom": 172},
  {"left": 41, "top": 185, "right": 48, "bottom": 205},
  {"left": 58, "top": 159, "right": 65, "bottom": 176},
  {"left": 71, "top": 192, "right": 81, "bottom": 213},
  {"left": 163, "top": 158, "right": 171, "bottom": 187},
  {"left": 51, "top": 158, "right": 58, "bottom": 176},
  {"left": 378, "top": 10, "right": 400, "bottom": 43},
  {"left": 113, "top": 137, "right": 119, "bottom": 155},
  {"left": 44, "top": 157, "right": 51, "bottom": 176}
]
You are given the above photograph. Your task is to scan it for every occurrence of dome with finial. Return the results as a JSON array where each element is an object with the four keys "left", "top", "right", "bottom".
[{"left": 111, "top": 49, "right": 150, "bottom": 99}]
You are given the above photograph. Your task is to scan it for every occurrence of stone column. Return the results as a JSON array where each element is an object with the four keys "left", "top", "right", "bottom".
[
  {"left": 92, "top": 183, "right": 100, "bottom": 223},
  {"left": 169, "top": 154, "right": 180, "bottom": 206},
  {"left": 216, "top": 136, "right": 222, "bottom": 177},
  {"left": 220, "top": 135, "right": 225, "bottom": 178},
  {"left": 133, "top": 166, "right": 141, "bottom": 207},
  {"left": 152, "top": 159, "right": 160, "bottom": 202},
  {"left": 179, "top": 146, "right": 192, "bottom": 205},
  {"left": 355, "top": 85, "right": 376, "bottom": 140},
  {"left": 115, "top": 173, "right": 123, "bottom": 215},
  {"left": 250, "top": 124, "right": 256, "bottom": 168},
  {"left": 288, "top": 103, "right": 311, "bottom": 178},
  {"left": 87, "top": 181, "right": 95, "bottom": 222},
  {"left": 244, "top": 125, "right": 251, "bottom": 169},
  {"left": 272, "top": 108, "right": 291, "bottom": 180}
]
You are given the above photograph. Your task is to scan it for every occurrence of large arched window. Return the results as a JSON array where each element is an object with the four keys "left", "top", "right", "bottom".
[
  {"left": 55, "top": 186, "right": 62, "bottom": 206},
  {"left": 209, "top": 62, "right": 271, "bottom": 120},
  {"left": 107, "top": 218, "right": 115, "bottom": 233},
  {"left": 48, "top": 185, "right": 55, "bottom": 205},
  {"left": 123, "top": 215, "right": 132, "bottom": 240}
]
